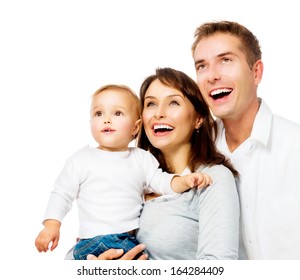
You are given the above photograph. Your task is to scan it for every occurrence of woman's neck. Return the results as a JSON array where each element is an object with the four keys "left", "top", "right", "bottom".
[
  {"left": 144, "top": 143, "right": 191, "bottom": 202},
  {"left": 162, "top": 143, "right": 191, "bottom": 174}
]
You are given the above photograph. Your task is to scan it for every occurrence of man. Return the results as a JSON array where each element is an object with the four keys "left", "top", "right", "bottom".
[{"left": 192, "top": 20, "right": 300, "bottom": 259}]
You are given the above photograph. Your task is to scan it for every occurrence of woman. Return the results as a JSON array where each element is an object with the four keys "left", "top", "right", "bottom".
[{"left": 88, "top": 67, "right": 240, "bottom": 260}]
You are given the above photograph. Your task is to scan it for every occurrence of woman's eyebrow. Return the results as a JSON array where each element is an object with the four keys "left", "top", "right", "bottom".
[
  {"left": 145, "top": 94, "right": 184, "bottom": 100},
  {"left": 167, "top": 94, "right": 184, "bottom": 99},
  {"left": 144, "top": 95, "right": 155, "bottom": 100}
]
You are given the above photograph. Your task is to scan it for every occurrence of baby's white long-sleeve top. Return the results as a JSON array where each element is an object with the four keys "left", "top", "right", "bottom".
[{"left": 43, "top": 146, "right": 175, "bottom": 238}]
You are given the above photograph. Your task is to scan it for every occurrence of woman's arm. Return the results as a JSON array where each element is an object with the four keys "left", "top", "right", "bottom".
[{"left": 197, "top": 166, "right": 240, "bottom": 259}]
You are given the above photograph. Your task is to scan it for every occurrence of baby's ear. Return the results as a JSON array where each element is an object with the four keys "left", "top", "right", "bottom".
[{"left": 132, "top": 119, "right": 142, "bottom": 138}]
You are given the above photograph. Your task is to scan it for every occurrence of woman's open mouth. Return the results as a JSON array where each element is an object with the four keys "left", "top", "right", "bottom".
[{"left": 153, "top": 124, "right": 174, "bottom": 134}]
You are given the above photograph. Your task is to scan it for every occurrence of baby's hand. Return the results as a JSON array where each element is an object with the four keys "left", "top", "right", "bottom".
[
  {"left": 187, "top": 172, "right": 212, "bottom": 189},
  {"left": 35, "top": 220, "right": 61, "bottom": 253}
]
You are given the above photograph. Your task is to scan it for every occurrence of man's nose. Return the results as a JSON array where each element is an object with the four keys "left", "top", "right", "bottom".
[{"left": 206, "top": 66, "right": 221, "bottom": 83}]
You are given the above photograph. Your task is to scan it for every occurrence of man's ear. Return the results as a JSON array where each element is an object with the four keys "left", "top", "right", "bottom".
[
  {"left": 132, "top": 119, "right": 142, "bottom": 137},
  {"left": 253, "top": 59, "right": 263, "bottom": 86}
]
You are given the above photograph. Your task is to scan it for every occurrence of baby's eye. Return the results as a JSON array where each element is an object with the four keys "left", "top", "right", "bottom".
[
  {"left": 95, "top": 111, "right": 102, "bottom": 117},
  {"left": 115, "top": 111, "right": 123, "bottom": 116}
]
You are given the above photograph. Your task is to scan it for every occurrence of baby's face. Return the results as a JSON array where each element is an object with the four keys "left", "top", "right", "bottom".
[{"left": 90, "top": 89, "right": 140, "bottom": 151}]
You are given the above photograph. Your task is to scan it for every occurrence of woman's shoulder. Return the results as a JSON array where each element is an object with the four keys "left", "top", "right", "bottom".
[
  {"left": 198, "top": 164, "right": 235, "bottom": 180},
  {"left": 197, "top": 164, "right": 237, "bottom": 194}
]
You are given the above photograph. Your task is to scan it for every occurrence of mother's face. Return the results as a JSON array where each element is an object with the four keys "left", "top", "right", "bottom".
[{"left": 142, "top": 79, "right": 201, "bottom": 153}]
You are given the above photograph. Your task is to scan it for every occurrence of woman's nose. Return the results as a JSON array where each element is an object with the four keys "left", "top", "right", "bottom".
[{"left": 154, "top": 106, "right": 165, "bottom": 119}]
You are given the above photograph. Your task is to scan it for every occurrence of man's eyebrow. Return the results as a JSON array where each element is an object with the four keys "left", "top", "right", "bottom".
[
  {"left": 217, "top": 51, "right": 235, "bottom": 57},
  {"left": 194, "top": 58, "right": 204, "bottom": 67},
  {"left": 194, "top": 51, "right": 236, "bottom": 67}
]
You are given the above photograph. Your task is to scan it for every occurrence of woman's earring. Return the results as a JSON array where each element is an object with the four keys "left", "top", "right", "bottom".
[{"left": 196, "top": 123, "right": 202, "bottom": 133}]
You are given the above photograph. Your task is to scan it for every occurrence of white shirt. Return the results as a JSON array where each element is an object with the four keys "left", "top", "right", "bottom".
[
  {"left": 43, "top": 146, "right": 174, "bottom": 238},
  {"left": 216, "top": 99, "right": 300, "bottom": 259}
]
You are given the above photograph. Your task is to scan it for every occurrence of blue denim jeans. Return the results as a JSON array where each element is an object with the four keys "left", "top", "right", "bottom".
[{"left": 73, "top": 232, "right": 140, "bottom": 260}]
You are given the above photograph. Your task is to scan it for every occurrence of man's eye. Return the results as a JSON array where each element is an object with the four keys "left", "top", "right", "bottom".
[
  {"left": 196, "top": 64, "right": 206, "bottom": 71},
  {"left": 222, "top": 57, "right": 232, "bottom": 63}
]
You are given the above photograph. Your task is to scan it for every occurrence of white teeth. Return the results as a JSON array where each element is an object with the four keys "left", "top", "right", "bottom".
[
  {"left": 153, "top": 124, "right": 173, "bottom": 130},
  {"left": 211, "top": 88, "right": 232, "bottom": 96}
]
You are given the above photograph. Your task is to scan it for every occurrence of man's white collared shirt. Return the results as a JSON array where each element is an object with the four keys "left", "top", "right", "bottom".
[{"left": 216, "top": 99, "right": 300, "bottom": 259}]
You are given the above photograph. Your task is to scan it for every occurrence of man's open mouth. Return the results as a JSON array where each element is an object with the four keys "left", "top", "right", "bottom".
[{"left": 210, "top": 88, "right": 232, "bottom": 100}]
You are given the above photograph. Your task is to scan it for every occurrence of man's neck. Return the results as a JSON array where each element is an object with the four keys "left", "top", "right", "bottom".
[{"left": 222, "top": 99, "right": 260, "bottom": 152}]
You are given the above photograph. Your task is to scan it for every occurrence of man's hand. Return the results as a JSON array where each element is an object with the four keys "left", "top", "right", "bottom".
[{"left": 87, "top": 244, "right": 148, "bottom": 260}]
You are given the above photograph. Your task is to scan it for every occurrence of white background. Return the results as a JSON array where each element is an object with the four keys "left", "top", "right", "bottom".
[{"left": 1, "top": 0, "right": 300, "bottom": 278}]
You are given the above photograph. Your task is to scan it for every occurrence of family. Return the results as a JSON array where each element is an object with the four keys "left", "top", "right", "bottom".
[{"left": 35, "top": 20, "right": 300, "bottom": 260}]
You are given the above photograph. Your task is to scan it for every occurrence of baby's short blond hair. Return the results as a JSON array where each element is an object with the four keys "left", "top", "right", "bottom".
[{"left": 92, "top": 84, "right": 141, "bottom": 119}]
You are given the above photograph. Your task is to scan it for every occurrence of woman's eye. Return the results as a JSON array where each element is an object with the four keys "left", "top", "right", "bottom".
[
  {"left": 170, "top": 100, "right": 179, "bottom": 106},
  {"left": 145, "top": 101, "right": 156, "bottom": 108}
]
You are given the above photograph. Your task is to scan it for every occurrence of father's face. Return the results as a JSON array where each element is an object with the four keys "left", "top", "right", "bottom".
[{"left": 193, "top": 32, "right": 259, "bottom": 121}]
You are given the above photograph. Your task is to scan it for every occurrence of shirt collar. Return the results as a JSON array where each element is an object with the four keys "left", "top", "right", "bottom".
[
  {"left": 216, "top": 98, "right": 273, "bottom": 148},
  {"left": 250, "top": 98, "right": 272, "bottom": 147}
]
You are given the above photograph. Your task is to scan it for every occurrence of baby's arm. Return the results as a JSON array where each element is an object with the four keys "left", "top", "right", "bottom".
[
  {"left": 35, "top": 219, "right": 61, "bottom": 253},
  {"left": 171, "top": 172, "right": 212, "bottom": 193}
]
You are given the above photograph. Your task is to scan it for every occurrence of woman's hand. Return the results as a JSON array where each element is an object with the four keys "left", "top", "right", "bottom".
[{"left": 87, "top": 244, "right": 148, "bottom": 260}]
